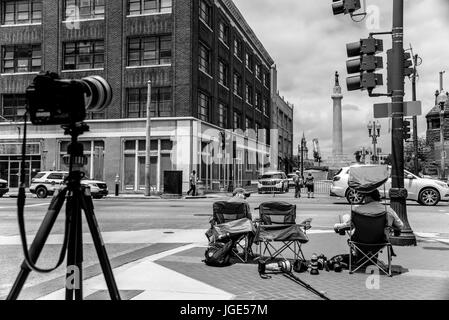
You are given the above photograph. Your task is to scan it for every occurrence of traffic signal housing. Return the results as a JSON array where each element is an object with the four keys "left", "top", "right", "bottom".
[
  {"left": 403, "top": 119, "right": 411, "bottom": 141},
  {"left": 403, "top": 52, "right": 414, "bottom": 77},
  {"left": 346, "top": 37, "right": 384, "bottom": 92},
  {"left": 332, "top": 0, "right": 361, "bottom": 15}
]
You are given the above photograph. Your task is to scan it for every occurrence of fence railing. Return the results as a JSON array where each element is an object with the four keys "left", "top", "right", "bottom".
[{"left": 312, "top": 180, "right": 332, "bottom": 194}]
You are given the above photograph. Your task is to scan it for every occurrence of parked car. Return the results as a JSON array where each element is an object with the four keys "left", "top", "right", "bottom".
[
  {"left": 330, "top": 165, "right": 449, "bottom": 206},
  {"left": 30, "top": 171, "right": 108, "bottom": 199},
  {"left": 0, "top": 178, "right": 9, "bottom": 197},
  {"left": 258, "top": 171, "right": 289, "bottom": 194}
]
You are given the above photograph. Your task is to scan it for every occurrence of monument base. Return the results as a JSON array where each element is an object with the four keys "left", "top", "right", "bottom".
[{"left": 325, "top": 154, "right": 354, "bottom": 170}]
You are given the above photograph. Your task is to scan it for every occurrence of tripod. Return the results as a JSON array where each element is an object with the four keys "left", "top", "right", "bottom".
[{"left": 7, "top": 123, "right": 121, "bottom": 300}]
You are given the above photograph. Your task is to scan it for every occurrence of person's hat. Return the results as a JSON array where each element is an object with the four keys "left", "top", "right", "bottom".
[{"left": 233, "top": 187, "right": 251, "bottom": 198}]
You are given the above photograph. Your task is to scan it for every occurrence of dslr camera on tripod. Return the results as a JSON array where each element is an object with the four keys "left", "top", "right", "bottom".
[{"left": 26, "top": 71, "right": 112, "bottom": 126}]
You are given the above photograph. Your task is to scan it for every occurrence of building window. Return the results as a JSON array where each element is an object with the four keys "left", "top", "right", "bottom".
[
  {"left": 255, "top": 91, "right": 261, "bottom": 110},
  {"left": 233, "top": 72, "right": 242, "bottom": 97},
  {"left": 1, "top": 0, "right": 42, "bottom": 25},
  {"left": 255, "top": 64, "right": 261, "bottom": 80},
  {"left": 218, "top": 103, "right": 228, "bottom": 128},
  {"left": 262, "top": 98, "right": 268, "bottom": 115},
  {"left": 63, "top": 40, "right": 103, "bottom": 70},
  {"left": 1, "top": 44, "right": 41, "bottom": 73},
  {"left": 245, "top": 52, "right": 253, "bottom": 71},
  {"left": 127, "top": 35, "right": 172, "bottom": 66},
  {"left": 126, "top": 87, "right": 172, "bottom": 118},
  {"left": 64, "top": 0, "right": 105, "bottom": 20},
  {"left": 233, "top": 110, "right": 241, "bottom": 129},
  {"left": 219, "top": 21, "right": 229, "bottom": 45},
  {"left": 234, "top": 37, "right": 243, "bottom": 60},
  {"left": 1, "top": 94, "right": 26, "bottom": 121},
  {"left": 128, "top": 0, "right": 172, "bottom": 15},
  {"left": 198, "top": 91, "right": 210, "bottom": 122},
  {"left": 245, "top": 83, "right": 253, "bottom": 105},
  {"left": 245, "top": 117, "right": 253, "bottom": 130},
  {"left": 218, "top": 60, "right": 228, "bottom": 87},
  {"left": 264, "top": 72, "right": 270, "bottom": 88},
  {"left": 198, "top": 43, "right": 211, "bottom": 75},
  {"left": 199, "top": 0, "right": 211, "bottom": 27}
]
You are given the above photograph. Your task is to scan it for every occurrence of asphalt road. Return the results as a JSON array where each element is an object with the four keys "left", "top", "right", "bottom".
[{"left": 1, "top": 192, "right": 448, "bottom": 236}]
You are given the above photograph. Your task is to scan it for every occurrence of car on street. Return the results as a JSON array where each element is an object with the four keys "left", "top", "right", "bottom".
[
  {"left": 0, "top": 178, "right": 9, "bottom": 197},
  {"left": 330, "top": 165, "right": 449, "bottom": 206},
  {"left": 29, "top": 171, "right": 108, "bottom": 199},
  {"left": 258, "top": 171, "right": 289, "bottom": 194}
]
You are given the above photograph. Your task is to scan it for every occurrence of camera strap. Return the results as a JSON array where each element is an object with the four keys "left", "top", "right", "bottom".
[{"left": 17, "top": 113, "right": 70, "bottom": 273}]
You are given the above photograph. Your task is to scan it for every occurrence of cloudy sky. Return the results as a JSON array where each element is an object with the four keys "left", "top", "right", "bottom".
[{"left": 233, "top": 0, "right": 449, "bottom": 159}]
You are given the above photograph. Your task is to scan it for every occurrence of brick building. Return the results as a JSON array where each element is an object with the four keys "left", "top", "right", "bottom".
[
  {"left": 425, "top": 91, "right": 449, "bottom": 176},
  {"left": 0, "top": 0, "right": 274, "bottom": 193}
]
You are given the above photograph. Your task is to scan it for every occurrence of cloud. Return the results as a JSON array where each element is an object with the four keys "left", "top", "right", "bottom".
[{"left": 233, "top": 0, "right": 449, "bottom": 159}]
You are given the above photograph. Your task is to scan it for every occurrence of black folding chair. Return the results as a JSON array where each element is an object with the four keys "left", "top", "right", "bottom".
[
  {"left": 210, "top": 201, "right": 254, "bottom": 262},
  {"left": 348, "top": 210, "right": 395, "bottom": 277},
  {"left": 254, "top": 201, "right": 311, "bottom": 261}
]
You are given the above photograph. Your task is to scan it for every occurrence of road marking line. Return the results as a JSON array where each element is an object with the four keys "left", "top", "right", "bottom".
[{"left": 0, "top": 203, "right": 49, "bottom": 210}]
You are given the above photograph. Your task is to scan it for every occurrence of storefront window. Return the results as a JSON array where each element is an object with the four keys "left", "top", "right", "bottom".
[{"left": 59, "top": 140, "right": 104, "bottom": 180}]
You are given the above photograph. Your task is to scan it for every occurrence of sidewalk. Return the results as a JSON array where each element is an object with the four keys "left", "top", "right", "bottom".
[{"left": 5, "top": 227, "right": 449, "bottom": 300}]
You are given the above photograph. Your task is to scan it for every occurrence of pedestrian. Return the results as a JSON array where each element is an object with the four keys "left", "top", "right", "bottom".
[
  {"left": 305, "top": 173, "right": 314, "bottom": 198},
  {"left": 293, "top": 170, "right": 303, "bottom": 198},
  {"left": 187, "top": 170, "right": 197, "bottom": 196}
]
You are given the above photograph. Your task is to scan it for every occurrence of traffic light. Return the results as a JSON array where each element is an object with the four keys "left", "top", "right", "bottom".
[
  {"left": 403, "top": 119, "right": 411, "bottom": 141},
  {"left": 346, "top": 37, "right": 384, "bottom": 92},
  {"left": 403, "top": 52, "right": 413, "bottom": 77},
  {"left": 332, "top": 0, "right": 361, "bottom": 15}
]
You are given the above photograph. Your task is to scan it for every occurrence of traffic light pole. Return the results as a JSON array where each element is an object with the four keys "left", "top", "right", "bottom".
[
  {"left": 389, "top": 0, "right": 416, "bottom": 246},
  {"left": 412, "top": 54, "right": 419, "bottom": 175}
]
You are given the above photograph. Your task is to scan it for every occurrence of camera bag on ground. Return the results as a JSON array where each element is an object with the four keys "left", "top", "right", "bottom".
[{"left": 204, "top": 238, "right": 234, "bottom": 267}]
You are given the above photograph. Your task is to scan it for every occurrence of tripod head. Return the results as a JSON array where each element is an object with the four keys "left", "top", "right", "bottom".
[{"left": 61, "top": 122, "right": 90, "bottom": 185}]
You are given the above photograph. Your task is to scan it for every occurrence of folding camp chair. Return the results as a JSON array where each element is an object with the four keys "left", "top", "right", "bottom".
[
  {"left": 348, "top": 210, "right": 395, "bottom": 277},
  {"left": 209, "top": 201, "right": 255, "bottom": 262},
  {"left": 254, "top": 201, "right": 311, "bottom": 261}
]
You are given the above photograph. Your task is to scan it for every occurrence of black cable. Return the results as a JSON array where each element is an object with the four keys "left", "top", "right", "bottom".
[{"left": 17, "top": 112, "right": 70, "bottom": 273}]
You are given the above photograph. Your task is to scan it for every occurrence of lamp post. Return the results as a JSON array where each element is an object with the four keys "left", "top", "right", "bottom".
[
  {"left": 437, "top": 91, "right": 448, "bottom": 180},
  {"left": 367, "top": 121, "right": 381, "bottom": 164}
]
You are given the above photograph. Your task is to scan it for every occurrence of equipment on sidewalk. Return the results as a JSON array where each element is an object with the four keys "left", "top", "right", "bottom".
[
  {"left": 309, "top": 254, "right": 319, "bottom": 275},
  {"left": 7, "top": 122, "right": 120, "bottom": 300},
  {"left": 258, "top": 259, "right": 330, "bottom": 300}
]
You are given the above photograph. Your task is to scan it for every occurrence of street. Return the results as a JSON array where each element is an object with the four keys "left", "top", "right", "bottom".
[{"left": 1, "top": 192, "right": 449, "bottom": 299}]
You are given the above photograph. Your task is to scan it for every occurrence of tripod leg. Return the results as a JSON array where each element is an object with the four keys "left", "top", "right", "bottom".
[
  {"left": 80, "top": 192, "right": 121, "bottom": 300},
  {"left": 65, "top": 190, "right": 84, "bottom": 300},
  {"left": 7, "top": 189, "right": 67, "bottom": 300}
]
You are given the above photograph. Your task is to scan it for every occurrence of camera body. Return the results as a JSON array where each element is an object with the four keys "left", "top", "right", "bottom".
[{"left": 26, "top": 72, "right": 112, "bottom": 126}]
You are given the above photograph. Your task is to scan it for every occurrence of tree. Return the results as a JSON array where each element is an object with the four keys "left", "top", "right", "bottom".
[{"left": 404, "top": 137, "right": 431, "bottom": 173}]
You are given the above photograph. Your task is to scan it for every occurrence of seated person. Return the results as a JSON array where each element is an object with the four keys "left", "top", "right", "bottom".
[
  {"left": 334, "top": 189, "right": 404, "bottom": 235},
  {"left": 227, "top": 187, "right": 252, "bottom": 220}
]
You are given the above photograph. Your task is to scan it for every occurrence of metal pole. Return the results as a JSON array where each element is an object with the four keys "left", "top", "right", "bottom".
[
  {"left": 144, "top": 80, "right": 152, "bottom": 196},
  {"left": 412, "top": 54, "right": 419, "bottom": 175},
  {"left": 440, "top": 109, "right": 445, "bottom": 180},
  {"left": 389, "top": 0, "right": 416, "bottom": 246}
]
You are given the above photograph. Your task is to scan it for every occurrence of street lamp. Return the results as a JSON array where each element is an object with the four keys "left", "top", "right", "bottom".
[
  {"left": 437, "top": 90, "right": 448, "bottom": 180},
  {"left": 367, "top": 120, "right": 381, "bottom": 164}
]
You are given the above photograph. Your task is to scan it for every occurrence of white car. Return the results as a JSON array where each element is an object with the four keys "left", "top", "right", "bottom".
[
  {"left": 257, "top": 171, "right": 289, "bottom": 193},
  {"left": 30, "top": 171, "right": 108, "bottom": 199},
  {"left": 330, "top": 165, "right": 449, "bottom": 206},
  {"left": 0, "top": 178, "right": 9, "bottom": 197}
]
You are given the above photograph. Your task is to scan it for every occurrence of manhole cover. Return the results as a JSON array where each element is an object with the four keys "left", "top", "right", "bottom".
[
  {"left": 193, "top": 214, "right": 212, "bottom": 217},
  {"left": 163, "top": 231, "right": 175, "bottom": 234}
]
